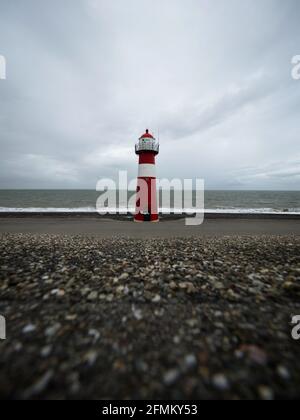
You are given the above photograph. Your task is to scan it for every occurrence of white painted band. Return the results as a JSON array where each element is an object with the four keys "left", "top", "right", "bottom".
[{"left": 138, "top": 164, "right": 156, "bottom": 178}]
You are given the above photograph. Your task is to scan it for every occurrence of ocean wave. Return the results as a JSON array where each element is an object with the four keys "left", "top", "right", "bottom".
[
  {"left": 0, "top": 207, "right": 300, "bottom": 215},
  {"left": 0, "top": 207, "right": 96, "bottom": 213}
]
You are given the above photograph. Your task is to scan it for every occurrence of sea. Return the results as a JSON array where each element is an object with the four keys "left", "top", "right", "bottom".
[{"left": 0, "top": 190, "right": 299, "bottom": 214}]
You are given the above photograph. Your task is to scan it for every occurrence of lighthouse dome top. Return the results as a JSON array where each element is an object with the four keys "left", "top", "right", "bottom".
[
  {"left": 135, "top": 129, "right": 159, "bottom": 155},
  {"left": 140, "top": 129, "right": 155, "bottom": 140}
]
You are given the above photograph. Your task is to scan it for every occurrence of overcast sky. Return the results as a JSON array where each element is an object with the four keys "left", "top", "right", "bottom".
[{"left": 0, "top": 0, "right": 299, "bottom": 190}]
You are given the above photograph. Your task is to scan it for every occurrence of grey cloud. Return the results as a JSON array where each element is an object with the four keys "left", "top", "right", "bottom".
[
  {"left": 159, "top": 72, "right": 280, "bottom": 139},
  {"left": 0, "top": 0, "right": 299, "bottom": 189},
  {"left": 232, "top": 159, "right": 300, "bottom": 189}
]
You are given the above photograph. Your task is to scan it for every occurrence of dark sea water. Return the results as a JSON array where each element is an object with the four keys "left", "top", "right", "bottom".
[{"left": 0, "top": 190, "right": 299, "bottom": 214}]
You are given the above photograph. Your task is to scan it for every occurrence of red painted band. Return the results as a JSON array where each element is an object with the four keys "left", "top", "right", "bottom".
[{"left": 139, "top": 154, "right": 155, "bottom": 164}]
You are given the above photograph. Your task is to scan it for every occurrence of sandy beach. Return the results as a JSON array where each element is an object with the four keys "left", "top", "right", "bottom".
[{"left": 0, "top": 215, "right": 300, "bottom": 399}]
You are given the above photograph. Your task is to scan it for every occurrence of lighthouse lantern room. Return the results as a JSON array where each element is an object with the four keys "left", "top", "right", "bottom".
[{"left": 134, "top": 129, "right": 159, "bottom": 222}]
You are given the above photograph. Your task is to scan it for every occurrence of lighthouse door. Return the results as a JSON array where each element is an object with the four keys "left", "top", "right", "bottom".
[{"left": 144, "top": 213, "right": 151, "bottom": 222}]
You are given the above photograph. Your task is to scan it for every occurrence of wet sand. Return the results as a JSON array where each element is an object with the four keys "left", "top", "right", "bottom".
[{"left": 0, "top": 215, "right": 300, "bottom": 237}]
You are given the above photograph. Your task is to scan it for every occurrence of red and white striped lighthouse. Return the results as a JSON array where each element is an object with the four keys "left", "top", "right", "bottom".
[{"left": 134, "top": 129, "right": 159, "bottom": 222}]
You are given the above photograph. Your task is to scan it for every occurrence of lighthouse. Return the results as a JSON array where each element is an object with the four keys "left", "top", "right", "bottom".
[{"left": 134, "top": 129, "right": 159, "bottom": 222}]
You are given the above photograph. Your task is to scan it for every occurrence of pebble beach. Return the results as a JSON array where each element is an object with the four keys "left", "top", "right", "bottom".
[{"left": 0, "top": 232, "right": 300, "bottom": 400}]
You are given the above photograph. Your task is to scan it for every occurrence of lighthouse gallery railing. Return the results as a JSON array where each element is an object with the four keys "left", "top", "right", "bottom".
[{"left": 135, "top": 141, "right": 159, "bottom": 153}]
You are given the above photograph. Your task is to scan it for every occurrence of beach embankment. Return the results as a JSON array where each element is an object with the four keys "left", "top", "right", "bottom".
[{"left": 0, "top": 234, "right": 299, "bottom": 399}]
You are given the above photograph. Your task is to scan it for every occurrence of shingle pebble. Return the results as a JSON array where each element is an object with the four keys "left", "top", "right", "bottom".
[{"left": 0, "top": 233, "right": 299, "bottom": 400}]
